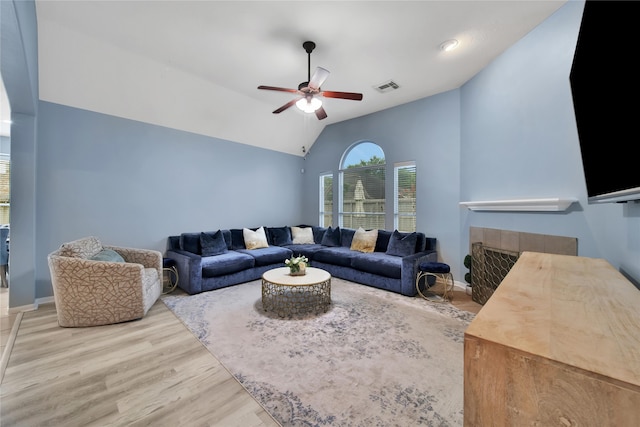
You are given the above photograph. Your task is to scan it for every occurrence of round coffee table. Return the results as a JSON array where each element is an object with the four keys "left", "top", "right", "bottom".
[{"left": 262, "top": 267, "right": 331, "bottom": 317}]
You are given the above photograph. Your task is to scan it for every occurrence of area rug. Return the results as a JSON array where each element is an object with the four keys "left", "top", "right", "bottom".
[{"left": 161, "top": 278, "right": 475, "bottom": 426}]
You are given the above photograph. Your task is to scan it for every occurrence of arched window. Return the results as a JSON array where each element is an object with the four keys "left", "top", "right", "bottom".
[{"left": 339, "top": 142, "right": 385, "bottom": 229}]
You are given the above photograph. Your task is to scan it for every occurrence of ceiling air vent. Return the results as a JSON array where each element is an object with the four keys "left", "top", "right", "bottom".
[{"left": 374, "top": 80, "right": 400, "bottom": 93}]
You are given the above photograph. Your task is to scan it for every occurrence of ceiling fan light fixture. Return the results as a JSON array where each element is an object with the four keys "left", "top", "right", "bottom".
[{"left": 296, "top": 97, "right": 322, "bottom": 113}]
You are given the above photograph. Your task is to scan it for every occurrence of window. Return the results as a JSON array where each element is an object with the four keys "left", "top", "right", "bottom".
[
  {"left": 0, "top": 154, "right": 9, "bottom": 224},
  {"left": 339, "top": 142, "right": 385, "bottom": 229},
  {"left": 394, "top": 161, "right": 416, "bottom": 232},
  {"left": 319, "top": 173, "right": 333, "bottom": 227}
]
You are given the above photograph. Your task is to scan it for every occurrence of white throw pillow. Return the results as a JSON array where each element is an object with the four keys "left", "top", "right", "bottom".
[
  {"left": 243, "top": 226, "right": 269, "bottom": 250},
  {"left": 291, "top": 226, "right": 315, "bottom": 244}
]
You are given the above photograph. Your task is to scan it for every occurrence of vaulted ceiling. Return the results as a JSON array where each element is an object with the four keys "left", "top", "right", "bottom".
[{"left": 32, "top": 0, "right": 566, "bottom": 156}]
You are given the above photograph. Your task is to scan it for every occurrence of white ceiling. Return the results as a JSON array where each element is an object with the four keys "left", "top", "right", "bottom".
[{"left": 31, "top": 0, "right": 566, "bottom": 156}]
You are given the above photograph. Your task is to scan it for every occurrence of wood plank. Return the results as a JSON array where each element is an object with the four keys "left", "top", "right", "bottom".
[
  {"left": 0, "top": 301, "right": 280, "bottom": 427},
  {"left": 465, "top": 251, "right": 640, "bottom": 386},
  {"left": 464, "top": 252, "right": 640, "bottom": 426}
]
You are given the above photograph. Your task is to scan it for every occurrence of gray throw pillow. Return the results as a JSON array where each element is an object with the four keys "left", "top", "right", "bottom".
[
  {"left": 321, "top": 226, "right": 341, "bottom": 247},
  {"left": 90, "top": 248, "right": 125, "bottom": 263},
  {"left": 386, "top": 230, "right": 418, "bottom": 257},
  {"left": 201, "top": 230, "right": 228, "bottom": 256},
  {"left": 268, "top": 226, "right": 293, "bottom": 246}
]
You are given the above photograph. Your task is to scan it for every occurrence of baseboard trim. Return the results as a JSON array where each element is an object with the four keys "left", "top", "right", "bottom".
[
  {"left": 454, "top": 280, "right": 467, "bottom": 291},
  {"left": 8, "top": 296, "right": 55, "bottom": 315},
  {"left": 0, "top": 311, "right": 23, "bottom": 384}
]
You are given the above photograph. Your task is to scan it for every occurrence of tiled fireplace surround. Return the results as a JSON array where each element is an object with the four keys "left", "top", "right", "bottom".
[
  {"left": 469, "top": 227, "right": 577, "bottom": 257},
  {"left": 469, "top": 227, "right": 577, "bottom": 304}
]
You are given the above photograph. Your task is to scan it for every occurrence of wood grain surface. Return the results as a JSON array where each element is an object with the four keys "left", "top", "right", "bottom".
[
  {"left": 464, "top": 252, "right": 640, "bottom": 426},
  {"left": 0, "top": 301, "right": 280, "bottom": 427}
]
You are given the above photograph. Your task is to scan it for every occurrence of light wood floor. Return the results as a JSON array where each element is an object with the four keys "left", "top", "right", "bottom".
[
  {"left": 449, "top": 288, "right": 483, "bottom": 314},
  {"left": 0, "top": 287, "right": 481, "bottom": 426},
  {"left": 0, "top": 287, "right": 18, "bottom": 358},
  {"left": 0, "top": 301, "right": 281, "bottom": 427}
]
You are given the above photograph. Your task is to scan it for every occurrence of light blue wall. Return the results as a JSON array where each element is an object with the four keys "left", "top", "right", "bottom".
[
  {"left": 1, "top": 0, "right": 39, "bottom": 308},
  {"left": 461, "top": 0, "right": 639, "bottom": 284},
  {"left": 4, "top": 0, "right": 639, "bottom": 307},
  {"left": 36, "top": 101, "right": 305, "bottom": 298},
  {"left": 305, "top": 1, "right": 640, "bottom": 286},
  {"left": 301, "top": 90, "right": 461, "bottom": 277}
]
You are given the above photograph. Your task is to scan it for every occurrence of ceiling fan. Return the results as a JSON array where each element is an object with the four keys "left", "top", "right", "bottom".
[{"left": 258, "top": 41, "right": 363, "bottom": 120}]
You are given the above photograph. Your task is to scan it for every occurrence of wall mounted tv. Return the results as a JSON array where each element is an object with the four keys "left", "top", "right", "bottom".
[{"left": 570, "top": 0, "right": 640, "bottom": 204}]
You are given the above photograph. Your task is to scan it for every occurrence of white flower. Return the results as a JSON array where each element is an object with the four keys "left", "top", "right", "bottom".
[{"left": 284, "top": 255, "right": 309, "bottom": 268}]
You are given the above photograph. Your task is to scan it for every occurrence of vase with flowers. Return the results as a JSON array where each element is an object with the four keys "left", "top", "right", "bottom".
[{"left": 285, "top": 254, "right": 309, "bottom": 276}]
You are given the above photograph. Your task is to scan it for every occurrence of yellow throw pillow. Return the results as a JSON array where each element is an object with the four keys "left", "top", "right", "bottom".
[
  {"left": 350, "top": 227, "right": 378, "bottom": 253},
  {"left": 243, "top": 226, "right": 269, "bottom": 250},
  {"left": 291, "top": 226, "right": 315, "bottom": 244}
]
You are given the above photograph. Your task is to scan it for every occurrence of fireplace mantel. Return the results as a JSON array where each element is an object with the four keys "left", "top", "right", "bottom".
[{"left": 459, "top": 198, "right": 577, "bottom": 212}]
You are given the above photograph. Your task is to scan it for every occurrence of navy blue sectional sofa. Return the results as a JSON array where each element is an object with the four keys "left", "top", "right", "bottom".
[{"left": 165, "top": 226, "right": 437, "bottom": 297}]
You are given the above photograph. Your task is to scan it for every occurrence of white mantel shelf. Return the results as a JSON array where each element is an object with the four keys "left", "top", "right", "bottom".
[{"left": 459, "top": 198, "right": 577, "bottom": 212}]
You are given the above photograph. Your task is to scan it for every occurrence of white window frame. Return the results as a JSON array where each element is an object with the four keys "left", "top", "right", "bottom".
[
  {"left": 338, "top": 142, "right": 386, "bottom": 229},
  {"left": 319, "top": 172, "right": 333, "bottom": 227},
  {"left": 394, "top": 161, "right": 416, "bottom": 232}
]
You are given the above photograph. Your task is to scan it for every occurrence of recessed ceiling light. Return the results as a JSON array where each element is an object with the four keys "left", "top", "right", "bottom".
[{"left": 440, "top": 39, "right": 459, "bottom": 52}]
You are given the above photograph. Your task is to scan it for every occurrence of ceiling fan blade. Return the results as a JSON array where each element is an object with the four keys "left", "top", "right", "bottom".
[
  {"left": 321, "top": 90, "right": 363, "bottom": 101},
  {"left": 258, "top": 85, "right": 299, "bottom": 94},
  {"left": 308, "top": 67, "right": 330, "bottom": 90},
  {"left": 315, "top": 106, "right": 328, "bottom": 120},
  {"left": 273, "top": 98, "right": 301, "bottom": 114}
]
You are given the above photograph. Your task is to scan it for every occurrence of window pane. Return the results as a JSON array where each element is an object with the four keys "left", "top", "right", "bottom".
[
  {"left": 0, "top": 156, "right": 9, "bottom": 224},
  {"left": 340, "top": 142, "right": 385, "bottom": 230},
  {"left": 395, "top": 162, "right": 416, "bottom": 232},
  {"left": 319, "top": 173, "right": 333, "bottom": 227}
]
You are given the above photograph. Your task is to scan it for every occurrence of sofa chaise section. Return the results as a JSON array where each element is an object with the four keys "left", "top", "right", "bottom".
[{"left": 167, "top": 226, "right": 437, "bottom": 297}]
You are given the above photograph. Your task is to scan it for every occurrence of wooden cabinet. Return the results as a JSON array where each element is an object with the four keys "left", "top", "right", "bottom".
[{"left": 464, "top": 252, "right": 640, "bottom": 426}]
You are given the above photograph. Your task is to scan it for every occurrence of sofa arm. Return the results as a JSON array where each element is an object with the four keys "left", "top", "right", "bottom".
[
  {"left": 166, "top": 249, "right": 203, "bottom": 295},
  {"left": 400, "top": 250, "right": 438, "bottom": 296}
]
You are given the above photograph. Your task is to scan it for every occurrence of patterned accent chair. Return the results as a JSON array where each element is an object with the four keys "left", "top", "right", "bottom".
[{"left": 47, "top": 236, "right": 163, "bottom": 327}]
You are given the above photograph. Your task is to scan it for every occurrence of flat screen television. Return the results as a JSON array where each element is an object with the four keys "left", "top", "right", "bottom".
[{"left": 570, "top": 0, "right": 640, "bottom": 204}]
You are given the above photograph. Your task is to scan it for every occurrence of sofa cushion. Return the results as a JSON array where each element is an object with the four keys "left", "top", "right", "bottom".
[
  {"left": 340, "top": 228, "right": 356, "bottom": 248},
  {"left": 291, "top": 226, "right": 315, "bottom": 244},
  {"left": 312, "top": 226, "right": 328, "bottom": 244},
  {"left": 283, "top": 244, "right": 326, "bottom": 259},
  {"left": 200, "top": 231, "right": 228, "bottom": 256},
  {"left": 351, "top": 252, "right": 403, "bottom": 279},
  {"left": 89, "top": 248, "right": 125, "bottom": 263},
  {"left": 375, "top": 229, "right": 393, "bottom": 252},
  {"left": 243, "top": 227, "right": 269, "bottom": 250},
  {"left": 268, "top": 226, "right": 293, "bottom": 246},
  {"left": 321, "top": 226, "right": 341, "bottom": 247},
  {"left": 350, "top": 227, "right": 378, "bottom": 253},
  {"left": 201, "top": 251, "right": 255, "bottom": 278},
  {"left": 237, "top": 246, "right": 293, "bottom": 267},
  {"left": 230, "top": 229, "right": 246, "bottom": 250},
  {"left": 180, "top": 232, "right": 202, "bottom": 254},
  {"left": 313, "top": 246, "right": 358, "bottom": 267},
  {"left": 386, "top": 230, "right": 418, "bottom": 257}
]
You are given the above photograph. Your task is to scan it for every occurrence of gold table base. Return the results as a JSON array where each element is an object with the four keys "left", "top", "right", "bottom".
[
  {"left": 416, "top": 271, "right": 454, "bottom": 302},
  {"left": 262, "top": 267, "right": 331, "bottom": 317},
  {"left": 163, "top": 266, "right": 179, "bottom": 294}
]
